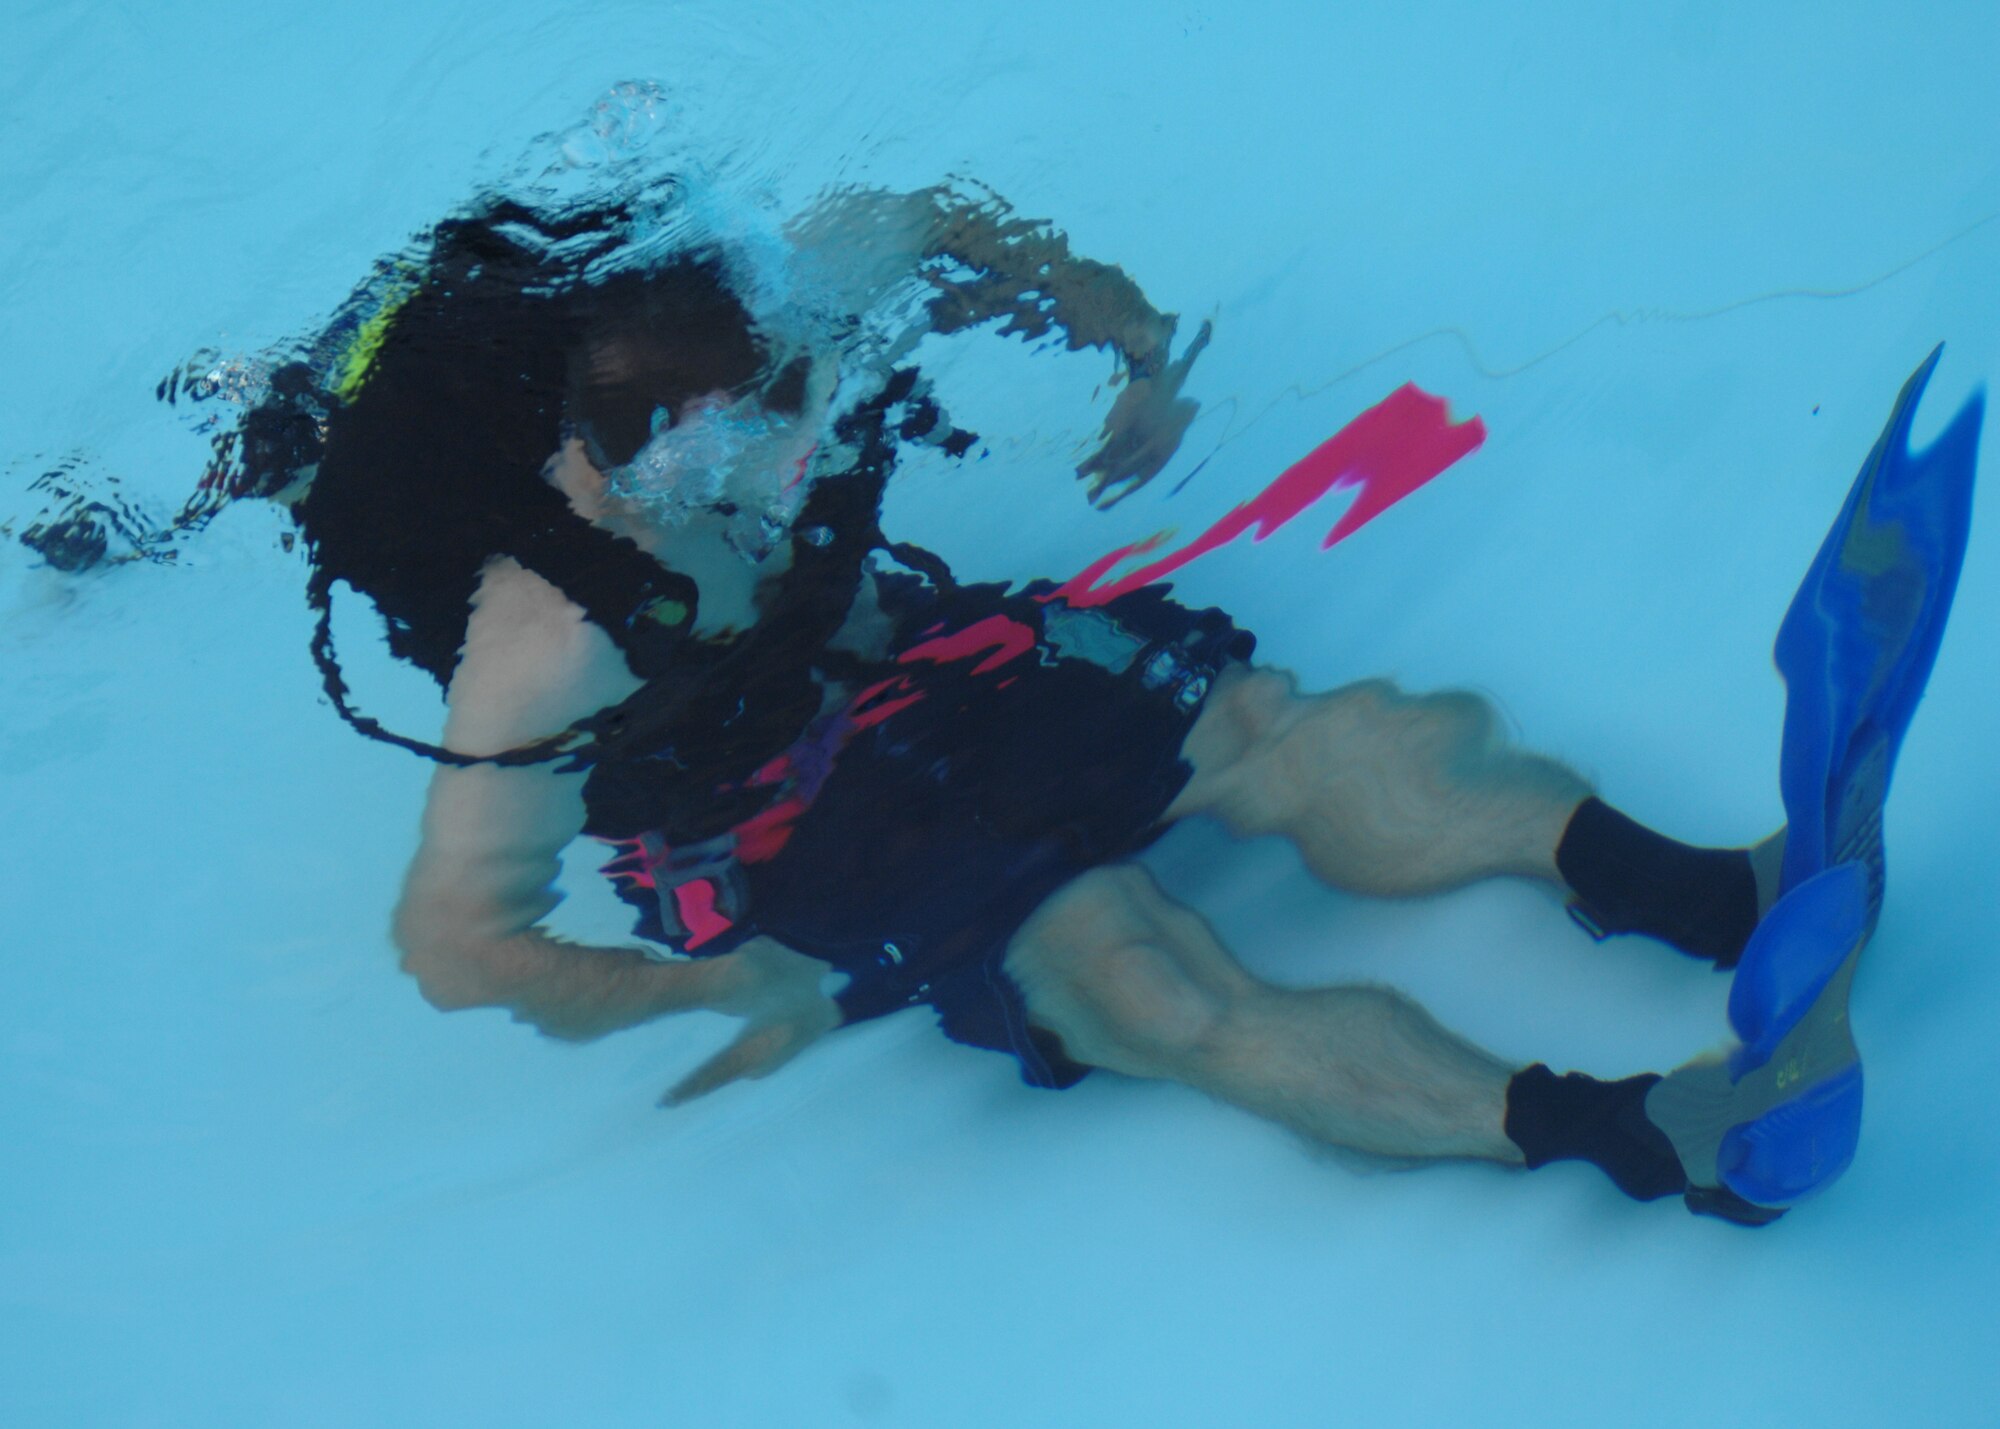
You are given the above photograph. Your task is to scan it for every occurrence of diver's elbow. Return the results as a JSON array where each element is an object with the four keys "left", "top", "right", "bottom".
[{"left": 392, "top": 897, "right": 515, "bottom": 1013}]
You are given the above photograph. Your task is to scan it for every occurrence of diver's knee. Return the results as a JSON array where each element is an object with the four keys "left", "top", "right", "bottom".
[
  {"left": 1404, "top": 688, "right": 1498, "bottom": 756},
  {"left": 1327, "top": 680, "right": 1492, "bottom": 747},
  {"left": 1008, "top": 874, "right": 1227, "bottom": 1071},
  {"left": 1185, "top": 664, "right": 1300, "bottom": 758},
  {"left": 1076, "top": 938, "right": 1227, "bottom": 1059},
  {"left": 1016, "top": 864, "right": 1157, "bottom": 956},
  {"left": 1176, "top": 665, "right": 1313, "bottom": 812}
]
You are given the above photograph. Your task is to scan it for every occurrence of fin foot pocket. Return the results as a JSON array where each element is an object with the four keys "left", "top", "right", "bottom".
[
  {"left": 1691, "top": 863, "right": 1871, "bottom": 1212},
  {"left": 1726, "top": 862, "right": 1870, "bottom": 1073}
]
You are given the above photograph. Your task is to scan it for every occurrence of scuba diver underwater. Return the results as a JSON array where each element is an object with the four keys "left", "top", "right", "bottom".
[{"left": 16, "top": 169, "right": 1983, "bottom": 1231}]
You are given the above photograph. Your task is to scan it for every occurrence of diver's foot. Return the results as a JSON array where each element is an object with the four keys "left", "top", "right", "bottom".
[
  {"left": 1560, "top": 346, "right": 1978, "bottom": 981},
  {"left": 1650, "top": 861, "right": 1871, "bottom": 1219},
  {"left": 1555, "top": 797, "right": 1774, "bottom": 968},
  {"left": 1507, "top": 861, "right": 1867, "bottom": 1225},
  {"left": 1654, "top": 348, "right": 1979, "bottom": 1219},
  {"left": 1531, "top": 349, "right": 1979, "bottom": 1221}
]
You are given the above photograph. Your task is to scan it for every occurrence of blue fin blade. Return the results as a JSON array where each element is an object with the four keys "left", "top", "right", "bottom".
[{"left": 1775, "top": 345, "right": 1983, "bottom": 905}]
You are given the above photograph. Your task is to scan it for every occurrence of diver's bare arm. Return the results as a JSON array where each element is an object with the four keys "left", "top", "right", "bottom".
[
  {"left": 394, "top": 769, "right": 713, "bottom": 1044},
  {"left": 397, "top": 774, "right": 838, "bottom": 1090},
  {"left": 790, "top": 184, "right": 1180, "bottom": 369},
  {"left": 914, "top": 187, "right": 1213, "bottom": 502},
  {"left": 390, "top": 555, "right": 684, "bottom": 1039},
  {"left": 792, "top": 185, "right": 1210, "bottom": 500},
  {"left": 396, "top": 736, "right": 838, "bottom": 1084},
  {"left": 390, "top": 555, "right": 837, "bottom": 1053},
  {"left": 914, "top": 188, "right": 1180, "bottom": 373}
]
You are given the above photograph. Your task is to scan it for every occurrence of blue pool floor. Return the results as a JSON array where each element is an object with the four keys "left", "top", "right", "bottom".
[{"left": 3, "top": 3, "right": 1997, "bottom": 1424}]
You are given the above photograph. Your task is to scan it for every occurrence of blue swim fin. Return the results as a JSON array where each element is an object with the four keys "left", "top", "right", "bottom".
[
  {"left": 1774, "top": 345, "right": 1983, "bottom": 910},
  {"left": 1716, "top": 860, "right": 1869, "bottom": 1208},
  {"left": 1652, "top": 348, "right": 1982, "bottom": 1217}
]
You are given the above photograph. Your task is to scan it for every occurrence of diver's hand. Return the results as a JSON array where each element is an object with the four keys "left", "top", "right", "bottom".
[
  {"left": 658, "top": 938, "right": 842, "bottom": 1105},
  {"left": 1078, "top": 319, "right": 1213, "bottom": 504}
]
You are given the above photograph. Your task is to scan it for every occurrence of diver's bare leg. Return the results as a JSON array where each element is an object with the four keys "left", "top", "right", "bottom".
[
  {"left": 393, "top": 557, "right": 837, "bottom": 1089},
  {"left": 1170, "top": 667, "right": 1589, "bottom": 897},
  {"left": 1004, "top": 865, "right": 1521, "bottom": 1162},
  {"left": 1170, "top": 665, "right": 1781, "bottom": 963}
]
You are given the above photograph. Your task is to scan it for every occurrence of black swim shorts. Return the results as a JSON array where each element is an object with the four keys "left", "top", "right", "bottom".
[{"left": 596, "top": 568, "right": 1255, "bottom": 1087}]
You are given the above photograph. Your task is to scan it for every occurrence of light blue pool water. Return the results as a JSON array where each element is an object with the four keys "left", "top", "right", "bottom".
[{"left": 3, "top": 3, "right": 1996, "bottom": 1424}]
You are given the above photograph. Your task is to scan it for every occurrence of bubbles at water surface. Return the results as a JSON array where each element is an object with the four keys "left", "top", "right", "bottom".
[
  {"left": 605, "top": 391, "right": 818, "bottom": 563},
  {"left": 567, "top": 80, "right": 675, "bottom": 170}
]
